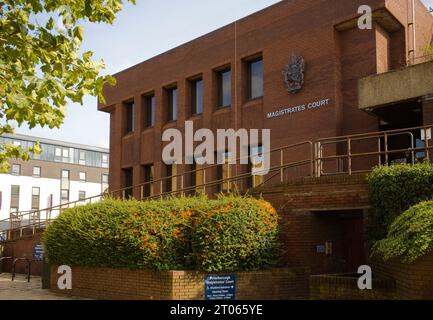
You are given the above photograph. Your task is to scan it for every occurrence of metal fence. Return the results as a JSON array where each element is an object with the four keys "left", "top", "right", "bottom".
[{"left": 0, "top": 124, "right": 432, "bottom": 242}]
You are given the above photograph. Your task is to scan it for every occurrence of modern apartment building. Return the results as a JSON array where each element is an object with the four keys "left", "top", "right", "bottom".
[{"left": 0, "top": 134, "right": 109, "bottom": 220}]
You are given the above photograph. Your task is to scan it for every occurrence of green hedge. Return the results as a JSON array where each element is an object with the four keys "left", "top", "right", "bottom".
[
  {"left": 43, "top": 195, "right": 280, "bottom": 272},
  {"left": 372, "top": 200, "right": 433, "bottom": 263},
  {"left": 366, "top": 163, "right": 433, "bottom": 242}
]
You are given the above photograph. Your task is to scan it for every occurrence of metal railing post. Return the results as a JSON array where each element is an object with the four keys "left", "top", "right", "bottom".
[
  {"left": 203, "top": 170, "right": 206, "bottom": 194},
  {"left": 280, "top": 150, "right": 284, "bottom": 182},
  {"left": 310, "top": 143, "right": 314, "bottom": 177},
  {"left": 315, "top": 142, "right": 322, "bottom": 178},
  {"left": 348, "top": 138, "right": 352, "bottom": 175},
  {"left": 384, "top": 133, "right": 389, "bottom": 165},
  {"left": 378, "top": 137, "right": 382, "bottom": 166},
  {"left": 409, "top": 132, "right": 415, "bottom": 165}
]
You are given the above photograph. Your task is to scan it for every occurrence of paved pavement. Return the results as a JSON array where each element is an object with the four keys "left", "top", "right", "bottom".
[{"left": 0, "top": 273, "right": 79, "bottom": 300}]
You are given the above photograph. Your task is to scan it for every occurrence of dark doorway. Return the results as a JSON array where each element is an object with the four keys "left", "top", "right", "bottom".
[
  {"left": 373, "top": 99, "right": 425, "bottom": 164},
  {"left": 311, "top": 210, "right": 365, "bottom": 274}
]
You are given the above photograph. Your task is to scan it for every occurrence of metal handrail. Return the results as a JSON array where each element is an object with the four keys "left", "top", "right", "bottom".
[
  {"left": 0, "top": 140, "right": 313, "bottom": 221},
  {"left": 316, "top": 125, "right": 431, "bottom": 142},
  {"left": 113, "top": 140, "right": 314, "bottom": 198},
  {"left": 0, "top": 124, "right": 432, "bottom": 241},
  {"left": 316, "top": 125, "right": 432, "bottom": 176},
  {"left": 11, "top": 258, "right": 31, "bottom": 283}
]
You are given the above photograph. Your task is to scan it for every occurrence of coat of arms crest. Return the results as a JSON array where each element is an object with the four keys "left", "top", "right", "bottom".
[{"left": 282, "top": 54, "right": 305, "bottom": 94}]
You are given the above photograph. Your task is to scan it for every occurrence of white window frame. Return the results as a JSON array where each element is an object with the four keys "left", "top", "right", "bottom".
[{"left": 79, "top": 171, "right": 87, "bottom": 182}]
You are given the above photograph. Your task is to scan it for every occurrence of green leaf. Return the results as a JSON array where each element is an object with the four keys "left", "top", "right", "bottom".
[
  {"left": 0, "top": 0, "right": 136, "bottom": 170},
  {"left": 74, "top": 26, "right": 84, "bottom": 41}
]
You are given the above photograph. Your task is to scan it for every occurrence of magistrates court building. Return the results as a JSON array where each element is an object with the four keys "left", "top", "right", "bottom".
[{"left": 99, "top": 0, "right": 433, "bottom": 275}]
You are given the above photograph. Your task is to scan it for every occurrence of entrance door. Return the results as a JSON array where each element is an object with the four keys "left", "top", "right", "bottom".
[{"left": 341, "top": 215, "right": 365, "bottom": 273}]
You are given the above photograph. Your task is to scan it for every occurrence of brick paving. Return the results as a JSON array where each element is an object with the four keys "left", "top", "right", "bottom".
[{"left": 0, "top": 273, "right": 80, "bottom": 300}]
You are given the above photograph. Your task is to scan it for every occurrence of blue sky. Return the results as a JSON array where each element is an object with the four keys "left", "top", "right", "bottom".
[{"left": 15, "top": 0, "right": 433, "bottom": 149}]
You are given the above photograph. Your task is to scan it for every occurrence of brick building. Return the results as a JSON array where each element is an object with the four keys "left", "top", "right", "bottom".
[{"left": 99, "top": 0, "right": 433, "bottom": 275}]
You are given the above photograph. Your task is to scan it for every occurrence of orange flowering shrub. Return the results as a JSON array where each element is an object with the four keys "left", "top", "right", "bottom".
[
  {"left": 43, "top": 195, "right": 280, "bottom": 272},
  {"left": 188, "top": 196, "right": 280, "bottom": 272}
]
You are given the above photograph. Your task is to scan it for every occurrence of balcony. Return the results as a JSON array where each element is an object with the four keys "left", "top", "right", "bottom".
[{"left": 359, "top": 56, "right": 433, "bottom": 111}]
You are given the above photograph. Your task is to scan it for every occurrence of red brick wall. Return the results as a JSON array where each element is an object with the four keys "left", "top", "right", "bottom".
[
  {"left": 254, "top": 174, "right": 370, "bottom": 211},
  {"left": 98, "top": 0, "right": 433, "bottom": 194},
  {"left": 253, "top": 174, "right": 369, "bottom": 276},
  {"left": 1, "top": 233, "right": 43, "bottom": 275},
  {"left": 373, "top": 253, "right": 433, "bottom": 300},
  {"left": 310, "top": 274, "right": 396, "bottom": 300},
  {"left": 50, "top": 266, "right": 309, "bottom": 300}
]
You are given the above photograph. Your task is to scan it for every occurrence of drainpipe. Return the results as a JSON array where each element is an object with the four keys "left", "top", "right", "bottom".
[
  {"left": 412, "top": 0, "right": 417, "bottom": 64},
  {"left": 408, "top": 0, "right": 417, "bottom": 65}
]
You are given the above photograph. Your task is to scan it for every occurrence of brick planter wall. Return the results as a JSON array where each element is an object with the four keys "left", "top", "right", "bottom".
[
  {"left": 50, "top": 266, "right": 309, "bottom": 300},
  {"left": 310, "top": 273, "right": 396, "bottom": 300},
  {"left": 372, "top": 252, "right": 433, "bottom": 300}
]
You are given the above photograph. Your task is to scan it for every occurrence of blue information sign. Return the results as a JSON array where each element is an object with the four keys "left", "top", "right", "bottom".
[
  {"left": 34, "top": 244, "right": 44, "bottom": 260},
  {"left": 205, "top": 275, "right": 236, "bottom": 300}
]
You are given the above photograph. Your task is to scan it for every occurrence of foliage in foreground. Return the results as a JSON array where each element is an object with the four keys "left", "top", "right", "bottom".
[
  {"left": 0, "top": 0, "right": 135, "bottom": 172},
  {"left": 372, "top": 200, "right": 433, "bottom": 263},
  {"left": 366, "top": 163, "right": 433, "bottom": 243},
  {"left": 43, "top": 195, "right": 280, "bottom": 272}
]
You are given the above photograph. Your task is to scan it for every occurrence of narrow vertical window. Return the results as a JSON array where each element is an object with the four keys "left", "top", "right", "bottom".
[
  {"left": 216, "top": 151, "right": 232, "bottom": 192},
  {"left": 125, "top": 101, "right": 135, "bottom": 134},
  {"left": 167, "top": 87, "right": 178, "bottom": 122},
  {"left": 32, "top": 187, "right": 40, "bottom": 210},
  {"left": 191, "top": 78, "right": 203, "bottom": 115},
  {"left": 144, "top": 94, "right": 155, "bottom": 128},
  {"left": 11, "top": 185, "right": 20, "bottom": 212},
  {"left": 55, "top": 147, "right": 62, "bottom": 161},
  {"left": 247, "top": 57, "right": 263, "bottom": 100},
  {"left": 123, "top": 168, "right": 133, "bottom": 198},
  {"left": 102, "top": 154, "right": 109, "bottom": 168},
  {"left": 165, "top": 163, "right": 177, "bottom": 193},
  {"left": 101, "top": 174, "right": 109, "bottom": 193},
  {"left": 61, "top": 169, "right": 70, "bottom": 205},
  {"left": 11, "top": 185, "right": 20, "bottom": 197},
  {"left": 249, "top": 145, "right": 264, "bottom": 188},
  {"left": 79, "top": 151, "right": 86, "bottom": 165},
  {"left": 142, "top": 164, "right": 154, "bottom": 197},
  {"left": 190, "top": 158, "right": 204, "bottom": 194},
  {"left": 217, "top": 69, "right": 231, "bottom": 108}
]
